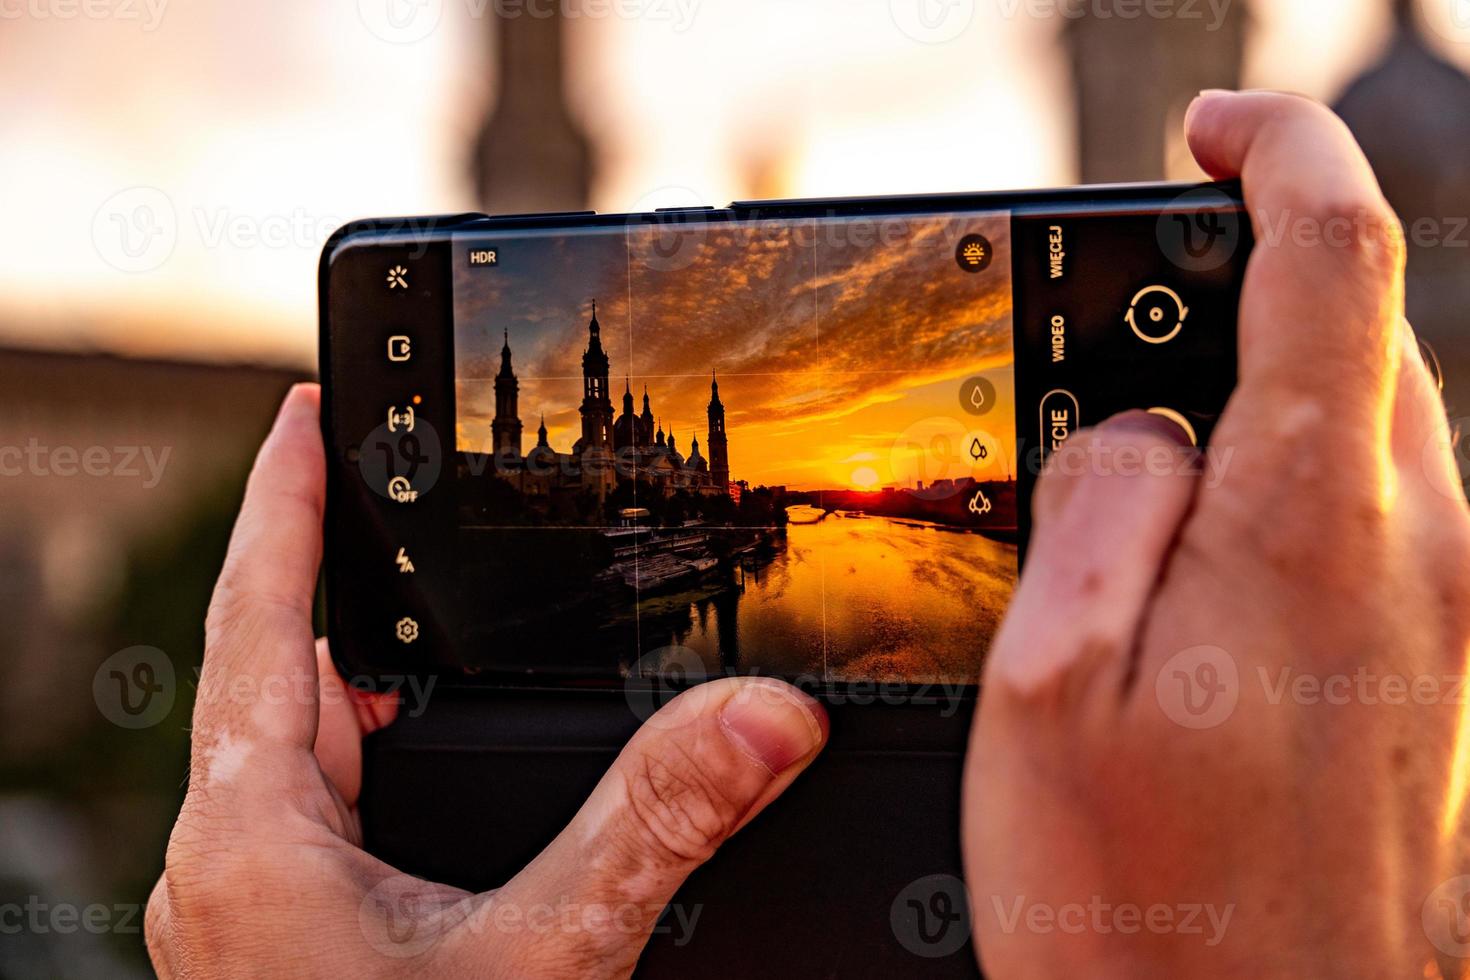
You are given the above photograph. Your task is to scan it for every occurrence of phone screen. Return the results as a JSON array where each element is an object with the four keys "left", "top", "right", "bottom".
[
  {"left": 325, "top": 188, "right": 1245, "bottom": 691},
  {"left": 450, "top": 213, "right": 1018, "bottom": 688}
]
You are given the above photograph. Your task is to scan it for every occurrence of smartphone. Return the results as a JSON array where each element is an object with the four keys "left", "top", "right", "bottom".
[{"left": 320, "top": 182, "right": 1249, "bottom": 695}]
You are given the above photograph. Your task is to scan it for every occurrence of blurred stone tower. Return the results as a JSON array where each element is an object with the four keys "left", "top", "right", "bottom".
[
  {"left": 473, "top": 10, "right": 591, "bottom": 213},
  {"left": 1334, "top": 0, "right": 1470, "bottom": 411},
  {"left": 1066, "top": 0, "right": 1248, "bottom": 182}
]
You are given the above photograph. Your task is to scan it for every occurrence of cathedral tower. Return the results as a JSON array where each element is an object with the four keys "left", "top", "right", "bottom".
[
  {"left": 638, "top": 386, "right": 654, "bottom": 448},
  {"left": 707, "top": 372, "right": 729, "bottom": 490},
  {"left": 491, "top": 329, "right": 522, "bottom": 457},
  {"left": 579, "top": 301, "right": 613, "bottom": 452}
]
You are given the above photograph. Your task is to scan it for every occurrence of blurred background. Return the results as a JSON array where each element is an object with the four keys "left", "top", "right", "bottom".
[{"left": 2, "top": 0, "right": 1468, "bottom": 973}]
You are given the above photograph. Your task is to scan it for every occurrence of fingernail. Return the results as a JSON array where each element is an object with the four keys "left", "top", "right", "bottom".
[
  {"left": 719, "top": 681, "right": 825, "bottom": 775},
  {"left": 1098, "top": 409, "right": 1195, "bottom": 447},
  {"left": 275, "top": 383, "right": 319, "bottom": 426}
]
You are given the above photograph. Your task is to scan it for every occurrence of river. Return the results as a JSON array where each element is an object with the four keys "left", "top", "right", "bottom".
[{"left": 633, "top": 507, "right": 1018, "bottom": 686}]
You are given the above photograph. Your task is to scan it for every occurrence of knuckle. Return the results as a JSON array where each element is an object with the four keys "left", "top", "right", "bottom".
[
  {"left": 989, "top": 588, "right": 1130, "bottom": 713},
  {"left": 143, "top": 876, "right": 171, "bottom": 960},
  {"left": 203, "top": 586, "right": 289, "bottom": 652},
  {"left": 1273, "top": 187, "right": 1405, "bottom": 281},
  {"left": 620, "top": 745, "right": 742, "bottom": 866}
]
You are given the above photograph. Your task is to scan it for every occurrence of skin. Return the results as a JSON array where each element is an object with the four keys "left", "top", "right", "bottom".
[
  {"left": 964, "top": 91, "right": 1470, "bottom": 977},
  {"left": 143, "top": 382, "right": 829, "bottom": 978}
]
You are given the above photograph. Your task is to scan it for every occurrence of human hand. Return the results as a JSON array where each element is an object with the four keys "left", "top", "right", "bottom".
[
  {"left": 965, "top": 90, "right": 1470, "bottom": 978},
  {"left": 144, "top": 383, "right": 828, "bottom": 978}
]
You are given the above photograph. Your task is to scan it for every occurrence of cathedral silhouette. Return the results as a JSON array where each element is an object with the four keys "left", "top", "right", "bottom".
[{"left": 479, "top": 301, "right": 732, "bottom": 505}]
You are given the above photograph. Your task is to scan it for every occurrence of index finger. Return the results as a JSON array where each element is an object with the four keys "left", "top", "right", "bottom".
[{"left": 1186, "top": 91, "right": 1405, "bottom": 456}]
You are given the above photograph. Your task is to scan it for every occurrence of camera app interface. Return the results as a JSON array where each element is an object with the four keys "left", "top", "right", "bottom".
[{"left": 451, "top": 214, "right": 1019, "bottom": 687}]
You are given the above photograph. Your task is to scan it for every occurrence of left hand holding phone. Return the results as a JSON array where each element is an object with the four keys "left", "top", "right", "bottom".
[{"left": 143, "top": 383, "right": 829, "bottom": 979}]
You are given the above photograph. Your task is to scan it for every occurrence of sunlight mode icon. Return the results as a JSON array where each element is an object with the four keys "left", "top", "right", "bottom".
[
  {"left": 358, "top": 0, "right": 443, "bottom": 44},
  {"left": 889, "top": 0, "right": 974, "bottom": 44}
]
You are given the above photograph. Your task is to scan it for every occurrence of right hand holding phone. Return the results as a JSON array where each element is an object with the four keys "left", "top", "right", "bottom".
[{"left": 965, "top": 90, "right": 1470, "bottom": 978}]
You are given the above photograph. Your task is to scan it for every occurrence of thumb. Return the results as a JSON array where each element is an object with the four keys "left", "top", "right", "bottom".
[
  {"left": 986, "top": 411, "right": 1201, "bottom": 703},
  {"left": 453, "top": 677, "right": 827, "bottom": 976}
]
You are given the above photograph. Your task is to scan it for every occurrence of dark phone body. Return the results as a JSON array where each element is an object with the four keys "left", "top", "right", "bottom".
[{"left": 322, "top": 182, "right": 1249, "bottom": 977}]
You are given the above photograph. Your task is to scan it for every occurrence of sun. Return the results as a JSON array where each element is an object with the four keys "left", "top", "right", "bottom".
[{"left": 849, "top": 466, "right": 880, "bottom": 490}]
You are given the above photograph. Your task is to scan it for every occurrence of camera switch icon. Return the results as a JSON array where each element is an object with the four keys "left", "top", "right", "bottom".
[{"left": 1126, "top": 284, "right": 1189, "bottom": 345}]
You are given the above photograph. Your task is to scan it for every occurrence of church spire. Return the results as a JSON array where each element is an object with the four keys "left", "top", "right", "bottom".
[
  {"left": 492, "top": 328, "right": 523, "bottom": 457},
  {"left": 497, "top": 328, "right": 514, "bottom": 379}
]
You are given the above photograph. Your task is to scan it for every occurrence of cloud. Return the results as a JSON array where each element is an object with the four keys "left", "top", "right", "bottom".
[{"left": 455, "top": 213, "right": 1014, "bottom": 481}]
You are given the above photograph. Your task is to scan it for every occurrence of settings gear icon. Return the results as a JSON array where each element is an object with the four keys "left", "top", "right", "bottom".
[{"left": 395, "top": 617, "right": 420, "bottom": 644}]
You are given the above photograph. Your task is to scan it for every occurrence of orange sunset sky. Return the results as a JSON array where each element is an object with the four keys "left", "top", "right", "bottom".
[
  {"left": 1, "top": 0, "right": 1448, "bottom": 368},
  {"left": 454, "top": 213, "right": 1016, "bottom": 492}
]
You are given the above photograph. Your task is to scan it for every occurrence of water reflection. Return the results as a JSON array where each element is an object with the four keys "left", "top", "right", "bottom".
[{"left": 635, "top": 507, "right": 1018, "bottom": 685}]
